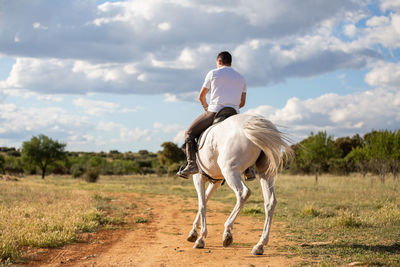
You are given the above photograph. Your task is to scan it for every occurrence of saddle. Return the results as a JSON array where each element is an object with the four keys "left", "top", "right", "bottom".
[
  {"left": 181, "top": 107, "right": 238, "bottom": 150},
  {"left": 213, "top": 107, "right": 238, "bottom": 124}
]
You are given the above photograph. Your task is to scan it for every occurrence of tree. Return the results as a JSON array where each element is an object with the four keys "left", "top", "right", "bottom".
[
  {"left": 0, "top": 154, "right": 4, "bottom": 174},
  {"left": 334, "top": 134, "right": 363, "bottom": 158},
  {"left": 297, "top": 131, "right": 339, "bottom": 183},
  {"left": 346, "top": 146, "right": 370, "bottom": 177},
  {"left": 288, "top": 143, "right": 311, "bottom": 174},
  {"left": 22, "top": 134, "right": 67, "bottom": 179},
  {"left": 364, "top": 130, "right": 398, "bottom": 183},
  {"left": 158, "top": 142, "right": 185, "bottom": 166},
  {"left": 389, "top": 130, "right": 400, "bottom": 180}
]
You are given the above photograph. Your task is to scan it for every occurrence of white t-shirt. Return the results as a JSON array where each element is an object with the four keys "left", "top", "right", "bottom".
[{"left": 202, "top": 66, "right": 246, "bottom": 113}]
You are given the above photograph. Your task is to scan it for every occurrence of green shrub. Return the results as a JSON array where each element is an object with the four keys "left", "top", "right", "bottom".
[
  {"left": 71, "top": 163, "right": 85, "bottom": 178},
  {"left": 4, "top": 156, "right": 24, "bottom": 175},
  {"left": 300, "top": 205, "right": 321, "bottom": 217},
  {"left": 333, "top": 212, "right": 363, "bottom": 228},
  {"left": 84, "top": 168, "right": 100, "bottom": 183}
]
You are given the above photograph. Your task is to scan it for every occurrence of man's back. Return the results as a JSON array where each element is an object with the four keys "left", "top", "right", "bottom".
[{"left": 204, "top": 66, "right": 246, "bottom": 113}]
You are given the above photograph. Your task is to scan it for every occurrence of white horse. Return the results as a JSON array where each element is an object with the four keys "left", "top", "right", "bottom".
[{"left": 186, "top": 113, "right": 292, "bottom": 255}]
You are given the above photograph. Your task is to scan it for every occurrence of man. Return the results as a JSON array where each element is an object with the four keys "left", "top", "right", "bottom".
[{"left": 177, "top": 51, "right": 254, "bottom": 179}]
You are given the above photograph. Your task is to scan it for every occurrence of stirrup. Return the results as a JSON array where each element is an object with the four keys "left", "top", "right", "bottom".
[
  {"left": 176, "top": 161, "right": 198, "bottom": 179},
  {"left": 176, "top": 164, "right": 189, "bottom": 179},
  {"left": 244, "top": 167, "right": 256, "bottom": 181}
]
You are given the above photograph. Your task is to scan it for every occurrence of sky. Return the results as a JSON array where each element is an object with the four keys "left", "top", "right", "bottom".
[{"left": 0, "top": 0, "right": 399, "bottom": 152}]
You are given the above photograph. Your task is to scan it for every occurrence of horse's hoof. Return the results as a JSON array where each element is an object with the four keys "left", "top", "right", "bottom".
[
  {"left": 251, "top": 245, "right": 264, "bottom": 255},
  {"left": 187, "top": 229, "right": 198, "bottom": 242},
  {"left": 193, "top": 239, "right": 205, "bottom": 249},
  {"left": 222, "top": 231, "right": 233, "bottom": 247}
]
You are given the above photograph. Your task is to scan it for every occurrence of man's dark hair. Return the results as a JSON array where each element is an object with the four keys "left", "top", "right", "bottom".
[{"left": 217, "top": 51, "right": 232, "bottom": 65}]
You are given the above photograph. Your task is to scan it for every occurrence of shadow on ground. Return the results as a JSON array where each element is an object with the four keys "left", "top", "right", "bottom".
[{"left": 301, "top": 242, "right": 400, "bottom": 254}]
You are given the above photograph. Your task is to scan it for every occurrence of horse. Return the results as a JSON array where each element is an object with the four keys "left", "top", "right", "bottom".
[{"left": 185, "top": 113, "right": 292, "bottom": 255}]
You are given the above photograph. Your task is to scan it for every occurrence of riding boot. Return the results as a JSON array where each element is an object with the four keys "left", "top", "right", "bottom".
[
  {"left": 176, "top": 141, "right": 199, "bottom": 179},
  {"left": 244, "top": 166, "right": 256, "bottom": 181}
]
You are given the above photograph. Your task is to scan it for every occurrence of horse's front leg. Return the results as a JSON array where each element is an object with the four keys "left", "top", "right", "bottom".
[
  {"left": 251, "top": 176, "right": 276, "bottom": 255},
  {"left": 187, "top": 179, "right": 222, "bottom": 242},
  {"left": 192, "top": 173, "right": 208, "bottom": 248}
]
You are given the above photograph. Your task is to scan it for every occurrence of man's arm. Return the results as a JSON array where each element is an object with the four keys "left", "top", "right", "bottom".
[
  {"left": 198, "top": 87, "right": 210, "bottom": 111},
  {"left": 239, "top": 92, "right": 246, "bottom": 108}
]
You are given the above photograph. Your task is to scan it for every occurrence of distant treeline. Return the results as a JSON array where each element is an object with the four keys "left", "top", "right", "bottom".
[
  {"left": 288, "top": 130, "right": 400, "bottom": 183},
  {"left": 0, "top": 137, "right": 185, "bottom": 181},
  {"left": 0, "top": 129, "right": 399, "bottom": 183}
]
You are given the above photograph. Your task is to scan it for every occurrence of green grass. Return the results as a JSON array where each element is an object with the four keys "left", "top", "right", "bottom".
[
  {"left": 242, "top": 206, "right": 264, "bottom": 216},
  {"left": 1, "top": 174, "right": 400, "bottom": 266},
  {"left": 134, "top": 217, "right": 149, "bottom": 223}
]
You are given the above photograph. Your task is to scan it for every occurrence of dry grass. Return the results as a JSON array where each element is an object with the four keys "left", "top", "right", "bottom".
[{"left": 0, "top": 179, "right": 101, "bottom": 262}]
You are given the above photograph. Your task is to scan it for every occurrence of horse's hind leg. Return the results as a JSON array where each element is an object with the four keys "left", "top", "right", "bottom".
[
  {"left": 251, "top": 175, "right": 276, "bottom": 255},
  {"left": 191, "top": 173, "right": 209, "bottom": 249},
  {"left": 222, "top": 170, "right": 251, "bottom": 247},
  {"left": 187, "top": 179, "right": 222, "bottom": 242}
]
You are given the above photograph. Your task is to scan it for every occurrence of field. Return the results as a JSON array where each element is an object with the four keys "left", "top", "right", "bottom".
[{"left": 1, "top": 174, "right": 399, "bottom": 266}]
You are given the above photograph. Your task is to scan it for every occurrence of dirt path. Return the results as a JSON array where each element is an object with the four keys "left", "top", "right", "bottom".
[{"left": 28, "top": 193, "right": 302, "bottom": 267}]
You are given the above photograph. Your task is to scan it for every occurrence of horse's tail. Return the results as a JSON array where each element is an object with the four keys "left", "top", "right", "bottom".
[{"left": 243, "top": 116, "right": 293, "bottom": 177}]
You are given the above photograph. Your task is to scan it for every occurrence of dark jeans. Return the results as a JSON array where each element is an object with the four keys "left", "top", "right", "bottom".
[{"left": 185, "top": 111, "right": 216, "bottom": 143}]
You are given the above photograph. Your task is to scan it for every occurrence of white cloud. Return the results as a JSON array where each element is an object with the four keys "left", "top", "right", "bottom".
[
  {"left": 355, "top": 13, "right": 400, "bottom": 50},
  {"left": 96, "top": 121, "right": 154, "bottom": 144},
  {"left": 163, "top": 92, "right": 198, "bottom": 102},
  {"left": 68, "top": 134, "right": 95, "bottom": 146},
  {"left": 344, "top": 24, "right": 357, "bottom": 37},
  {"left": 96, "top": 121, "right": 123, "bottom": 132},
  {"left": 0, "top": 89, "right": 5, "bottom": 103},
  {"left": 122, "top": 106, "right": 142, "bottom": 113},
  {"left": 173, "top": 130, "right": 185, "bottom": 145},
  {"left": 366, "top": 16, "right": 390, "bottom": 27},
  {"left": 118, "top": 127, "right": 151, "bottom": 142},
  {"left": 36, "top": 94, "right": 63, "bottom": 102},
  {"left": 233, "top": 35, "right": 378, "bottom": 86},
  {"left": 365, "top": 61, "right": 400, "bottom": 89},
  {"left": 0, "top": 104, "right": 92, "bottom": 141},
  {"left": 73, "top": 97, "right": 120, "bottom": 115},
  {"left": 158, "top": 22, "right": 171, "bottom": 31},
  {"left": 246, "top": 88, "right": 400, "bottom": 140},
  {"left": 0, "top": 95, "right": 157, "bottom": 151},
  {"left": 380, "top": 0, "right": 400, "bottom": 12},
  {"left": 163, "top": 93, "right": 178, "bottom": 102},
  {"left": 153, "top": 122, "right": 184, "bottom": 133},
  {"left": 32, "top": 22, "right": 48, "bottom": 30}
]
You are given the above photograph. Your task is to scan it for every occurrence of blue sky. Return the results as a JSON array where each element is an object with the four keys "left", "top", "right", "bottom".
[{"left": 0, "top": 0, "right": 399, "bottom": 152}]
